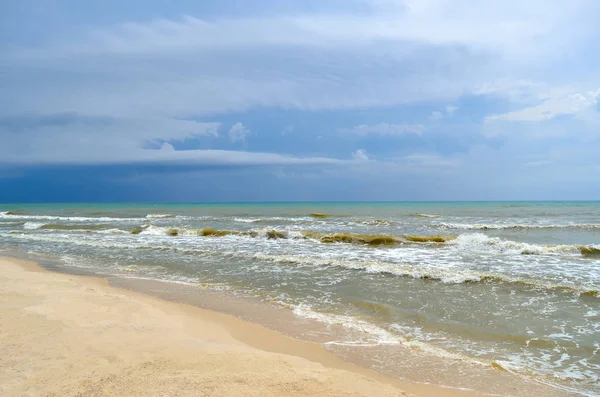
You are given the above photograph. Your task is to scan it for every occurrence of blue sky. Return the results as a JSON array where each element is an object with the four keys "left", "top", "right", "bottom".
[{"left": 1, "top": 0, "right": 600, "bottom": 202}]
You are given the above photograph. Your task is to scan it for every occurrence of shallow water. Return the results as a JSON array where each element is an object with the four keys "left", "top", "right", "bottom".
[{"left": 1, "top": 202, "right": 599, "bottom": 396}]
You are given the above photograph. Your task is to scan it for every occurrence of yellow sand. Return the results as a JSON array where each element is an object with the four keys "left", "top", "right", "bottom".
[{"left": 0, "top": 256, "right": 479, "bottom": 397}]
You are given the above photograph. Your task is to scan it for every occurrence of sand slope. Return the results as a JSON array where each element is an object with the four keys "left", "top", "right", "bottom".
[{"left": 1, "top": 257, "right": 414, "bottom": 397}]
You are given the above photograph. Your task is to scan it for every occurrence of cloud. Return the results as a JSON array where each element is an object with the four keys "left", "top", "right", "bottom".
[
  {"left": 1, "top": 0, "right": 600, "bottom": 196},
  {"left": 339, "top": 123, "right": 424, "bottom": 136},
  {"left": 12, "top": 2, "right": 588, "bottom": 61},
  {"left": 352, "top": 149, "right": 370, "bottom": 161},
  {"left": 160, "top": 142, "right": 175, "bottom": 152},
  {"left": 486, "top": 88, "right": 600, "bottom": 122},
  {"left": 445, "top": 105, "right": 459, "bottom": 116},
  {"left": 429, "top": 105, "right": 459, "bottom": 120},
  {"left": 0, "top": 113, "right": 346, "bottom": 167},
  {"left": 403, "top": 154, "right": 459, "bottom": 168},
  {"left": 0, "top": 113, "right": 220, "bottom": 142},
  {"left": 228, "top": 122, "right": 250, "bottom": 142},
  {"left": 0, "top": 145, "right": 346, "bottom": 167},
  {"left": 4, "top": 0, "right": 597, "bottom": 121},
  {"left": 429, "top": 111, "right": 444, "bottom": 121}
]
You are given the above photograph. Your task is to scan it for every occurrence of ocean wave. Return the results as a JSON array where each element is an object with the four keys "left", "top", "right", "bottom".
[
  {"left": 451, "top": 233, "right": 600, "bottom": 258},
  {"left": 232, "top": 218, "right": 264, "bottom": 223},
  {"left": 293, "top": 304, "right": 400, "bottom": 345},
  {"left": 580, "top": 247, "right": 600, "bottom": 258},
  {"left": 0, "top": 211, "right": 349, "bottom": 227},
  {"left": 0, "top": 221, "right": 24, "bottom": 227},
  {"left": 1, "top": 232, "right": 166, "bottom": 251},
  {"left": 253, "top": 252, "right": 482, "bottom": 283},
  {"left": 409, "top": 213, "right": 440, "bottom": 218},
  {"left": 438, "top": 222, "right": 600, "bottom": 230},
  {"left": 252, "top": 252, "right": 600, "bottom": 296},
  {"left": 9, "top": 220, "right": 600, "bottom": 258},
  {"left": 138, "top": 226, "right": 453, "bottom": 246},
  {"left": 4, "top": 230, "right": 598, "bottom": 297},
  {"left": 302, "top": 231, "right": 452, "bottom": 245},
  {"left": 292, "top": 305, "right": 485, "bottom": 364},
  {"left": 41, "top": 223, "right": 134, "bottom": 231},
  {"left": 0, "top": 212, "right": 141, "bottom": 223},
  {"left": 17, "top": 223, "right": 142, "bottom": 234},
  {"left": 145, "top": 213, "right": 175, "bottom": 219},
  {"left": 355, "top": 219, "right": 399, "bottom": 226},
  {"left": 23, "top": 222, "right": 45, "bottom": 230},
  {"left": 1, "top": 210, "right": 26, "bottom": 216}
]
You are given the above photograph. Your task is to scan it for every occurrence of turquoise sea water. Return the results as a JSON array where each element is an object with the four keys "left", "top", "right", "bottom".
[{"left": 1, "top": 202, "right": 599, "bottom": 395}]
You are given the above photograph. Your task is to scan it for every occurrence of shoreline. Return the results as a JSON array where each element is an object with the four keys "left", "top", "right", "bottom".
[
  {"left": 0, "top": 255, "right": 484, "bottom": 397},
  {"left": 1, "top": 202, "right": 595, "bottom": 396}
]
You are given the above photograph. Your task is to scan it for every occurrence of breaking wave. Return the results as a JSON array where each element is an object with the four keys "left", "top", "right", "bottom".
[
  {"left": 3, "top": 231, "right": 598, "bottom": 297},
  {"left": 292, "top": 305, "right": 490, "bottom": 363},
  {"left": 133, "top": 228, "right": 600, "bottom": 257},
  {"left": 23, "top": 222, "right": 45, "bottom": 230},
  {"left": 451, "top": 233, "right": 600, "bottom": 257},
  {"left": 409, "top": 213, "right": 440, "bottom": 218},
  {"left": 251, "top": 252, "right": 600, "bottom": 296},
  {"left": 145, "top": 213, "right": 175, "bottom": 219},
  {"left": 8, "top": 219, "right": 600, "bottom": 258},
  {"left": 438, "top": 222, "right": 600, "bottom": 230},
  {"left": 138, "top": 226, "right": 453, "bottom": 246},
  {"left": 232, "top": 218, "right": 264, "bottom": 223},
  {"left": 0, "top": 212, "right": 140, "bottom": 222},
  {"left": 355, "top": 219, "right": 400, "bottom": 226}
]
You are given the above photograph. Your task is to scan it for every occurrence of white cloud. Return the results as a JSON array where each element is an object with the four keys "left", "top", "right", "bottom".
[
  {"left": 14, "top": 2, "right": 586, "bottom": 62},
  {"left": 352, "top": 149, "right": 370, "bottom": 161},
  {"left": 228, "top": 122, "right": 250, "bottom": 142},
  {"left": 0, "top": 115, "right": 347, "bottom": 167},
  {"left": 525, "top": 160, "right": 551, "bottom": 166},
  {"left": 429, "top": 105, "right": 459, "bottom": 120},
  {"left": 160, "top": 142, "right": 175, "bottom": 151},
  {"left": 2, "top": 0, "right": 600, "bottom": 173},
  {"left": 403, "top": 154, "right": 459, "bottom": 168},
  {"left": 0, "top": 143, "right": 346, "bottom": 167},
  {"left": 429, "top": 111, "right": 444, "bottom": 120},
  {"left": 445, "top": 105, "right": 459, "bottom": 116},
  {"left": 3, "top": 0, "right": 596, "bottom": 120},
  {"left": 486, "top": 88, "right": 600, "bottom": 122},
  {"left": 340, "top": 123, "right": 424, "bottom": 136}
]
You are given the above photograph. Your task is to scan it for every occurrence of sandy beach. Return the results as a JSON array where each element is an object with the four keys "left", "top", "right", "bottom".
[{"left": 0, "top": 256, "right": 483, "bottom": 397}]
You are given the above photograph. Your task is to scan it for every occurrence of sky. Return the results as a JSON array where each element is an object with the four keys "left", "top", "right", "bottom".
[{"left": 1, "top": 0, "right": 600, "bottom": 202}]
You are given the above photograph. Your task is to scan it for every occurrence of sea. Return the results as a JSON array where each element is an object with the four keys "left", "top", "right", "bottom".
[{"left": 0, "top": 202, "right": 598, "bottom": 396}]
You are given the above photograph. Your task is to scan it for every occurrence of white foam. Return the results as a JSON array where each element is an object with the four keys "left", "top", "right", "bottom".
[
  {"left": 287, "top": 231, "right": 305, "bottom": 239},
  {"left": 451, "top": 233, "right": 583, "bottom": 256},
  {"left": 438, "top": 222, "right": 600, "bottom": 230},
  {"left": 232, "top": 218, "right": 263, "bottom": 223},
  {"left": 97, "top": 228, "right": 131, "bottom": 235},
  {"left": 3, "top": 232, "right": 156, "bottom": 251},
  {"left": 292, "top": 304, "right": 400, "bottom": 345},
  {"left": 293, "top": 305, "right": 487, "bottom": 364},
  {"left": 253, "top": 252, "right": 488, "bottom": 284},
  {"left": 145, "top": 213, "right": 174, "bottom": 219},
  {"left": 23, "top": 222, "right": 45, "bottom": 230},
  {"left": 139, "top": 225, "right": 170, "bottom": 235},
  {"left": 138, "top": 225, "right": 214, "bottom": 236},
  {"left": 0, "top": 221, "right": 23, "bottom": 226},
  {"left": 413, "top": 213, "right": 440, "bottom": 218},
  {"left": 0, "top": 213, "right": 140, "bottom": 222}
]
